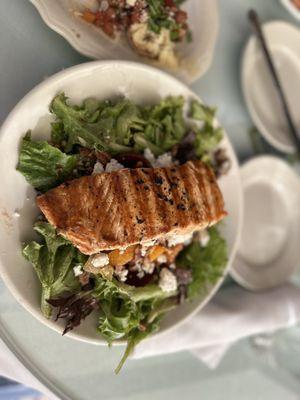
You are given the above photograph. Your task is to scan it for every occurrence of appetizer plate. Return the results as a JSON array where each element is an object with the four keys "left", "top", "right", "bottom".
[
  {"left": 230, "top": 156, "right": 300, "bottom": 291},
  {"left": 241, "top": 21, "right": 300, "bottom": 153},
  {"left": 280, "top": 0, "right": 300, "bottom": 21},
  {"left": 0, "top": 61, "right": 242, "bottom": 345},
  {"left": 30, "top": 0, "right": 219, "bottom": 84}
]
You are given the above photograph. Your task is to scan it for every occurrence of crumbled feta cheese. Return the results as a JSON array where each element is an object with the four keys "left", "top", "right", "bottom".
[
  {"left": 169, "top": 263, "right": 176, "bottom": 270},
  {"left": 140, "top": 10, "right": 148, "bottom": 22},
  {"left": 131, "top": 259, "right": 145, "bottom": 279},
  {"left": 155, "top": 152, "right": 173, "bottom": 168},
  {"left": 167, "top": 231, "right": 193, "bottom": 247},
  {"left": 144, "top": 148, "right": 156, "bottom": 166},
  {"left": 140, "top": 241, "right": 156, "bottom": 257},
  {"left": 131, "top": 258, "right": 156, "bottom": 277},
  {"left": 141, "top": 247, "right": 148, "bottom": 257},
  {"left": 142, "top": 260, "right": 155, "bottom": 274},
  {"left": 144, "top": 148, "right": 174, "bottom": 168},
  {"left": 199, "top": 229, "right": 210, "bottom": 247},
  {"left": 137, "top": 270, "right": 145, "bottom": 279},
  {"left": 157, "top": 254, "right": 167, "bottom": 264},
  {"left": 73, "top": 265, "right": 83, "bottom": 277},
  {"left": 159, "top": 268, "right": 177, "bottom": 292},
  {"left": 91, "top": 253, "right": 109, "bottom": 268},
  {"left": 115, "top": 266, "right": 128, "bottom": 282},
  {"left": 93, "top": 161, "right": 104, "bottom": 175},
  {"left": 99, "top": 0, "right": 109, "bottom": 12},
  {"left": 105, "top": 159, "right": 124, "bottom": 172},
  {"left": 126, "top": 0, "right": 137, "bottom": 6},
  {"left": 142, "top": 240, "right": 157, "bottom": 247},
  {"left": 118, "top": 245, "right": 129, "bottom": 253}
]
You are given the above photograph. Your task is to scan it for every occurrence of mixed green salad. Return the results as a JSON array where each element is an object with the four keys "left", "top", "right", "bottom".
[
  {"left": 17, "top": 93, "right": 229, "bottom": 372},
  {"left": 80, "top": 0, "right": 191, "bottom": 68}
]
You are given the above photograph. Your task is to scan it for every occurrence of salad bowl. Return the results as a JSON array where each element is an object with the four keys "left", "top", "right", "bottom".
[
  {"left": 30, "top": 0, "right": 219, "bottom": 84},
  {"left": 0, "top": 61, "right": 242, "bottom": 350}
]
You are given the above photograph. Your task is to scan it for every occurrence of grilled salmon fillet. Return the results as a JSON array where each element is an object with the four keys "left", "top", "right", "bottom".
[{"left": 37, "top": 160, "right": 226, "bottom": 255}]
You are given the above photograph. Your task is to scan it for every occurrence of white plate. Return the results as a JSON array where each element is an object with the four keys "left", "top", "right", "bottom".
[
  {"left": 0, "top": 61, "right": 242, "bottom": 345},
  {"left": 230, "top": 156, "right": 300, "bottom": 291},
  {"left": 30, "top": 0, "right": 219, "bottom": 84},
  {"left": 280, "top": 0, "right": 300, "bottom": 21},
  {"left": 241, "top": 21, "right": 300, "bottom": 153}
]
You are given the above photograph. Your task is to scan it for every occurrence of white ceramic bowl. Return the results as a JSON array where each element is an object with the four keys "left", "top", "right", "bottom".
[
  {"left": 0, "top": 61, "right": 242, "bottom": 345},
  {"left": 30, "top": 0, "right": 219, "bottom": 84}
]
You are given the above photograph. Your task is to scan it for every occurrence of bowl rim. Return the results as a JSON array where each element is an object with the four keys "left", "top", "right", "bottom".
[{"left": 0, "top": 60, "right": 243, "bottom": 346}]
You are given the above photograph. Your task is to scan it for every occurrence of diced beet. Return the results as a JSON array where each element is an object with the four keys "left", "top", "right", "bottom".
[{"left": 115, "top": 152, "right": 152, "bottom": 168}]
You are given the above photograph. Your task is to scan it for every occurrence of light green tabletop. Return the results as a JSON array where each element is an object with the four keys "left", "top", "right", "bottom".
[{"left": 1, "top": 1, "right": 300, "bottom": 399}]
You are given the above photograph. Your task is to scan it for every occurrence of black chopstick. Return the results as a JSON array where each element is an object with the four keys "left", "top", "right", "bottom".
[{"left": 248, "top": 9, "right": 300, "bottom": 155}]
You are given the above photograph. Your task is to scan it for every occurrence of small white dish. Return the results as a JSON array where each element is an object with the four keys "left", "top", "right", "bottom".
[
  {"left": 280, "top": 0, "right": 300, "bottom": 21},
  {"left": 0, "top": 60, "right": 242, "bottom": 345},
  {"left": 230, "top": 156, "right": 300, "bottom": 291},
  {"left": 241, "top": 21, "right": 300, "bottom": 153},
  {"left": 30, "top": 0, "right": 219, "bottom": 84}
]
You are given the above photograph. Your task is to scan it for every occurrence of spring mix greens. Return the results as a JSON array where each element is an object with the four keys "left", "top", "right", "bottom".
[{"left": 18, "top": 93, "right": 228, "bottom": 372}]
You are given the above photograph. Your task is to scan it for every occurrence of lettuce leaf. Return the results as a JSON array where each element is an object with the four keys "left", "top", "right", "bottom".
[
  {"left": 194, "top": 124, "right": 223, "bottom": 159},
  {"left": 190, "top": 100, "right": 216, "bottom": 124},
  {"left": 50, "top": 94, "right": 140, "bottom": 154},
  {"left": 23, "top": 222, "right": 85, "bottom": 317},
  {"left": 189, "top": 100, "right": 224, "bottom": 159},
  {"left": 114, "top": 315, "right": 161, "bottom": 374},
  {"left": 50, "top": 93, "right": 186, "bottom": 156},
  {"left": 93, "top": 276, "right": 177, "bottom": 372},
  {"left": 136, "top": 96, "right": 186, "bottom": 155},
  {"left": 176, "top": 227, "right": 228, "bottom": 299},
  {"left": 17, "top": 133, "right": 77, "bottom": 192}
]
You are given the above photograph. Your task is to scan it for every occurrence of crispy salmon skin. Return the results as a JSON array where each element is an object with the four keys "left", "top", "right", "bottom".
[{"left": 37, "top": 160, "right": 226, "bottom": 255}]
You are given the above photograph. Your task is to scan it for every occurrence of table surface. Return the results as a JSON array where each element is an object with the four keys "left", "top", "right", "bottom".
[{"left": 1, "top": 1, "right": 300, "bottom": 399}]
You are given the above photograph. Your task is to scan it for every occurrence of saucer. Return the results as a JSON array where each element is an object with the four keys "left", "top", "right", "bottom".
[
  {"left": 230, "top": 156, "right": 300, "bottom": 290},
  {"left": 241, "top": 21, "right": 300, "bottom": 153}
]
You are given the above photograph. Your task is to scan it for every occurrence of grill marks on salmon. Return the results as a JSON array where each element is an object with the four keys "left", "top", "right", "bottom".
[{"left": 37, "top": 160, "right": 226, "bottom": 255}]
